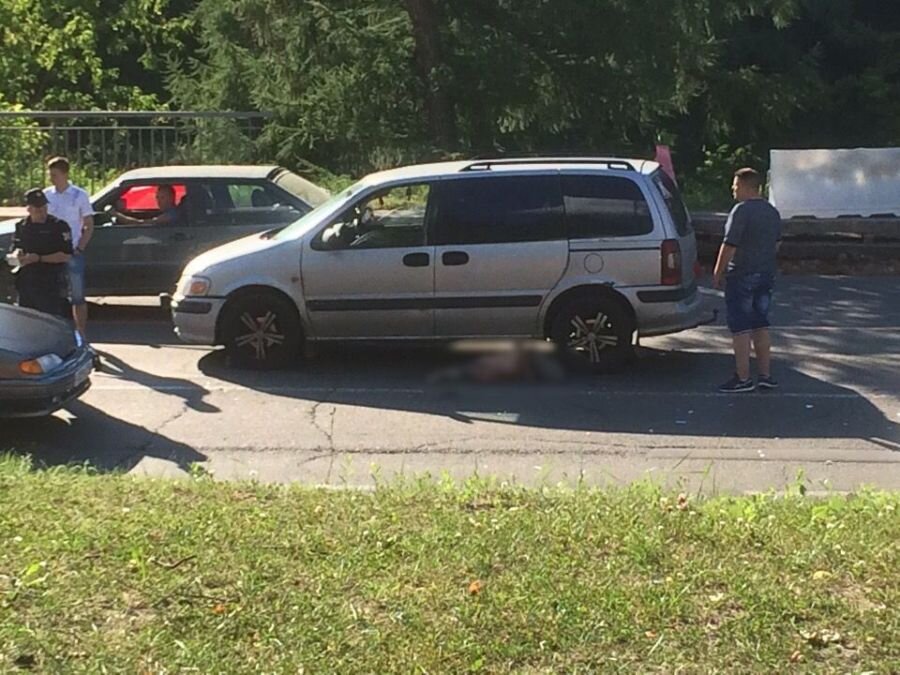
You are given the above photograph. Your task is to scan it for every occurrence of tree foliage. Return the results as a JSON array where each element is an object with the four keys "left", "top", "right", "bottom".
[
  {"left": 1, "top": 0, "right": 898, "bottom": 203},
  {"left": 0, "top": 0, "right": 194, "bottom": 109}
]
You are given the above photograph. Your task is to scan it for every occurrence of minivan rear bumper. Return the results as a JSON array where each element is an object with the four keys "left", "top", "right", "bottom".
[
  {"left": 627, "top": 283, "right": 709, "bottom": 338},
  {"left": 636, "top": 283, "right": 697, "bottom": 304}
]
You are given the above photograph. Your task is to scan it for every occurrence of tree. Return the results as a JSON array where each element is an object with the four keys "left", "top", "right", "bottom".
[
  {"left": 670, "top": 0, "right": 900, "bottom": 205},
  {"left": 170, "top": 0, "right": 427, "bottom": 173},
  {"left": 4, "top": 0, "right": 898, "bottom": 207},
  {"left": 174, "top": 0, "right": 797, "bottom": 171},
  {"left": 0, "top": 0, "right": 194, "bottom": 110},
  {"left": 403, "top": 0, "right": 455, "bottom": 150}
]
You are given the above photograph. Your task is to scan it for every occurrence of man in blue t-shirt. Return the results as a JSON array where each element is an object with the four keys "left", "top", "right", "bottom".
[{"left": 713, "top": 168, "right": 782, "bottom": 393}]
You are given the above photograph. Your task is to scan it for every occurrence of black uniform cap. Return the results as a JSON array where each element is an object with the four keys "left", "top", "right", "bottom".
[{"left": 24, "top": 188, "right": 49, "bottom": 207}]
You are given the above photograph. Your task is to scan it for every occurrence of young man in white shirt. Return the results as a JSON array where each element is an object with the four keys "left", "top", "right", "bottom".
[{"left": 44, "top": 156, "right": 94, "bottom": 336}]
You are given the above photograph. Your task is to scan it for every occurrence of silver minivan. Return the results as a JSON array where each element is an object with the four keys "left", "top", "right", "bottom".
[{"left": 171, "top": 158, "right": 708, "bottom": 371}]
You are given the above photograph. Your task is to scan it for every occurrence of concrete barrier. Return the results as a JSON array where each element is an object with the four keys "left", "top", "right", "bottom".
[
  {"left": 692, "top": 212, "right": 900, "bottom": 273},
  {"left": 0, "top": 207, "right": 25, "bottom": 220},
  {"left": 693, "top": 212, "right": 900, "bottom": 241}
]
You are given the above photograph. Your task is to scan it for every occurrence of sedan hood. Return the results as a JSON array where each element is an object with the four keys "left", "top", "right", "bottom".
[{"left": 0, "top": 305, "right": 77, "bottom": 363}]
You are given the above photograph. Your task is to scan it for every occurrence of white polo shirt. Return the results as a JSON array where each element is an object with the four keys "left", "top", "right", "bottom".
[{"left": 44, "top": 183, "right": 93, "bottom": 249}]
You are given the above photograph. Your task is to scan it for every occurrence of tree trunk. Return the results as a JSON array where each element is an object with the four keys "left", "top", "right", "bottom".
[{"left": 403, "top": 0, "right": 455, "bottom": 151}]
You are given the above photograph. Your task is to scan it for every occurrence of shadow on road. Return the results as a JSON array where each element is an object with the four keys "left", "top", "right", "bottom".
[
  {"left": 96, "top": 350, "right": 220, "bottom": 414},
  {"left": 4, "top": 400, "right": 207, "bottom": 473},
  {"left": 87, "top": 301, "right": 181, "bottom": 346},
  {"left": 88, "top": 302, "right": 169, "bottom": 322},
  {"left": 197, "top": 342, "right": 900, "bottom": 450},
  {"left": 4, "top": 349, "right": 218, "bottom": 473},
  {"left": 9, "top": 280, "right": 894, "bottom": 474},
  {"left": 770, "top": 276, "right": 900, "bottom": 328}
]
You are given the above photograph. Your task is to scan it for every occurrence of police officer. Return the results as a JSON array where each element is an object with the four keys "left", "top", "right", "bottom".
[{"left": 9, "top": 188, "right": 73, "bottom": 317}]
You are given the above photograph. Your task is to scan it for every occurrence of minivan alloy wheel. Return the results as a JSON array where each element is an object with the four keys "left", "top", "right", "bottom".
[
  {"left": 550, "top": 296, "right": 635, "bottom": 374},
  {"left": 234, "top": 311, "right": 286, "bottom": 361},
  {"left": 221, "top": 291, "right": 302, "bottom": 369},
  {"left": 567, "top": 311, "right": 620, "bottom": 364}
]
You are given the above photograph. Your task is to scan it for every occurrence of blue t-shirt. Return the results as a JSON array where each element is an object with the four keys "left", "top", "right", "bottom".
[{"left": 724, "top": 199, "right": 782, "bottom": 276}]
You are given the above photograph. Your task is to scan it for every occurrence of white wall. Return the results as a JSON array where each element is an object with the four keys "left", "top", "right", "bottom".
[{"left": 769, "top": 148, "right": 900, "bottom": 219}]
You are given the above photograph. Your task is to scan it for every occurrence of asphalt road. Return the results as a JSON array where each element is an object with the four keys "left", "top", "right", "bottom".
[{"left": 5, "top": 276, "right": 899, "bottom": 493}]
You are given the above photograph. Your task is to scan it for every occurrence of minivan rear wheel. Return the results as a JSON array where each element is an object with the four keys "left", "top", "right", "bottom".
[
  {"left": 221, "top": 292, "right": 302, "bottom": 370},
  {"left": 550, "top": 297, "right": 634, "bottom": 373}
]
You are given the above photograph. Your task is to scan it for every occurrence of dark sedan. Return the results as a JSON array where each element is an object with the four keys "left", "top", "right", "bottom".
[
  {"left": 0, "top": 165, "right": 329, "bottom": 300},
  {"left": 0, "top": 305, "right": 93, "bottom": 417}
]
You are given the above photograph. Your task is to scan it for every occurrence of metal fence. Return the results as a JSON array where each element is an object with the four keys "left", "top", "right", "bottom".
[{"left": 0, "top": 111, "right": 272, "bottom": 204}]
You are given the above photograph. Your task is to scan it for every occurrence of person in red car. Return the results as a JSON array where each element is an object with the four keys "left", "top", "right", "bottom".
[{"left": 112, "top": 185, "right": 182, "bottom": 226}]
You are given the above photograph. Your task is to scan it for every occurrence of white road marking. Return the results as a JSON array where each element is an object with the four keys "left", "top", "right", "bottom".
[
  {"left": 660, "top": 326, "right": 900, "bottom": 332},
  {"left": 459, "top": 412, "right": 521, "bottom": 423},
  {"left": 86, "top": 382, "right": 897, "bottom": 400}
]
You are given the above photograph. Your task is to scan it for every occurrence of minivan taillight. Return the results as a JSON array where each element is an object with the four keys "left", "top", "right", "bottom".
[{"left": 661, "top": 239, "right": 682, "bottom": 286}]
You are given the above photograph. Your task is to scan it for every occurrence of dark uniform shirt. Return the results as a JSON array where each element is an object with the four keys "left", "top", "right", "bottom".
[{"left": 10, "top": 214, "right": 73, "bottom": 315}]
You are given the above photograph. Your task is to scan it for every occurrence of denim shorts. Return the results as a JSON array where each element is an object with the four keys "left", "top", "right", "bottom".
[
  {"left": 68, "top": 253, "right": 87, "bottom": 305},
  {"left": 725, "top": 272, "right": 774, "bottom": 335}
]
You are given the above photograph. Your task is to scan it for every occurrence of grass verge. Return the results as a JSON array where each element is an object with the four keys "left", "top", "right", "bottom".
[{"left": 1, "top": 455, "right": 898, "bottom": 673}]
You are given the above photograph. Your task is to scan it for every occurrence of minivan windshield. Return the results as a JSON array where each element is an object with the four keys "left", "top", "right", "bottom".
[{"left": 274, "top": 180, "right": 367, "bottom": 241}]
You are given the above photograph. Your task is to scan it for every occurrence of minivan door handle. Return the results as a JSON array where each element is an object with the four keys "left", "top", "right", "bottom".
[
  {"left": 403, "top": 252, "right": 430, "bottom": 268},
  {"left": 442, "top": 251, "right": 469, "bottom": 266},
  {"left": 170, "top": 231, "right": 193, "bottom": 242}
]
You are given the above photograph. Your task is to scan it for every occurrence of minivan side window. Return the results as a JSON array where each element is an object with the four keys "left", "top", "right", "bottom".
[
  {"left": 562, "top": 175, "right": 653, "bottom": 239},
  {"left": 434, "top": 176, "right": 564, "bottom": 246},
  {"left": 314, "top": 183, "right": 432, "bottom": 250}
]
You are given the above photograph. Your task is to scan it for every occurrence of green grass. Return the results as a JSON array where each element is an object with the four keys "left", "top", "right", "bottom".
[{"left": 1, "top": 456, "right": 898, "bottom": 673}]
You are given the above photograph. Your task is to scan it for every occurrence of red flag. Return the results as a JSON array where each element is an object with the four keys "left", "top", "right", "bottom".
[{"left": 654, "top": 145, "right": 677, "bottom": 186}]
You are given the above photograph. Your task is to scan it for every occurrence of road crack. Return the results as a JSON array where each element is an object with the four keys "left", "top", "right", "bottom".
[
  {"left": 114, "top": 402, "right": 192, "bottom": 472},
  {"left": 310, "top": 401, "right": 337, "bottom": 452}
]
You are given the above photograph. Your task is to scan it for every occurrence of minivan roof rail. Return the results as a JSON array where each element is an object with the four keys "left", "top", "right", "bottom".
[{"left": 460, "top": 157, "right": 636, "bottom": 172}]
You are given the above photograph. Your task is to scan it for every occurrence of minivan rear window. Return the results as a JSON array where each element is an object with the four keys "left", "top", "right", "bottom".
[
  {"left": 562, "top": 175, "right": 653, "bottom": 239},
  {"left": 653, "top": 171, "right": 691, "bottom": 237}
]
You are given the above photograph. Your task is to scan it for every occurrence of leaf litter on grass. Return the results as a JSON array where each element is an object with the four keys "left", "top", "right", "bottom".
[{"left": 0, "top": 457, "right": 898, "bottom": 672}]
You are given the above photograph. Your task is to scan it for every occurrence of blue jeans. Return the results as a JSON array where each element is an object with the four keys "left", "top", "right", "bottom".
[
  {"left": 68, "top": 253, "right": 86, "bottom": 306},
  {"left": 725, "top": 273, "right": 774, "bottom": 335}
]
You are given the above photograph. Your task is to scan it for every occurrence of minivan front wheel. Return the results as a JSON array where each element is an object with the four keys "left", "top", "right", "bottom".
[
  {"left": 220, "top": 292, "right": 302, "bottom": 369},
  {"left": 550, "top": 298, "right": 635, "bottom": 373}
]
